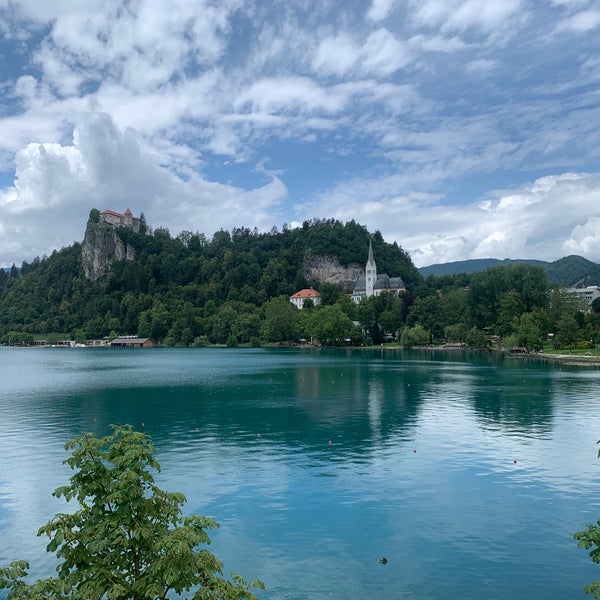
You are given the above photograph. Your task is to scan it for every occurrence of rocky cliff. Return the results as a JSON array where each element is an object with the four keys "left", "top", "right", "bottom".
[
  {"left": 81, "top": 221, "right": 135, "bottom": 282},
  {"left": 303, "top": 255, "right": 361, "bottom": 292}
]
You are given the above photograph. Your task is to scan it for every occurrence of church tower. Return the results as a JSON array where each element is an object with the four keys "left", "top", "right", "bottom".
[{"left": 365, "top": 238, "right": 377, "bottom": 297}]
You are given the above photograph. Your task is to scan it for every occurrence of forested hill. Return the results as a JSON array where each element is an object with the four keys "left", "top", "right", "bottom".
[
  {"left": 420, "top": 255, "right": 600, "bottom": 286},
  {"left": 0, "top": 215, "right": 421, "bottom": 344}
]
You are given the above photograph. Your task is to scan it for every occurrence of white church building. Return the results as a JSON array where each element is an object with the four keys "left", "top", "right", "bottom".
[{"left": 351, "top": 239, "right": 406, "bottom": 304}]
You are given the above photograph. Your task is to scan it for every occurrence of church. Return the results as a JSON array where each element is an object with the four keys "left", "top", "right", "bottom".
[{"left": 351, "top": 239, "right": 406, "bottom": 303}]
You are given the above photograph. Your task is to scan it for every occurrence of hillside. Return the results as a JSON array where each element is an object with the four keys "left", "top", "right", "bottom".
[
  {"left": 420, "top": 256, "right": 600, "bottom": 286},
  {"left": 545, "top": 255, "right": 600, "bottom": 286},
  {"left": 0, "top": 214, "right": 422, "bottom": 345}
]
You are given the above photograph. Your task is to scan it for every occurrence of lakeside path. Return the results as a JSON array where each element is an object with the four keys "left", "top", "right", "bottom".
[{"left": 382, "top": 345, "right": 600, "bottom": 369}]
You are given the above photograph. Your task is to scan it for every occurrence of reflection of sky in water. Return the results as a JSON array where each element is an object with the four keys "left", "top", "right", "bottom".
[{"left": 1, "top": 348, "right": 600, "bottom": 599}]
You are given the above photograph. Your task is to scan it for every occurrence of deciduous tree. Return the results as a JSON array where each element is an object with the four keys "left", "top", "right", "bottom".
[
  {"left": 575, "top": 441, "right": 600, "bottom": 598},
  {"left": 0, "top": 425, "right": 262, "bottom": 600}
]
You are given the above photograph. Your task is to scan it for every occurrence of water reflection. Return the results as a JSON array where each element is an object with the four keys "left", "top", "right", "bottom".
[{"left": 2, "top": 348, "right": 600, "bottom": 599}]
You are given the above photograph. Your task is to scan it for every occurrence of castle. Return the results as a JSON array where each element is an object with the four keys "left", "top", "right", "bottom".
[
  {"left": 100, "top": 208, "right": 141, "bottom": 232},
  {"left": 351, "top": 239, "right": 406, "bottom": 303}
]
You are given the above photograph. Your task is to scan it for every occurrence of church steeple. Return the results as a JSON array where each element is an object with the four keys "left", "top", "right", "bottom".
[{"left": 365, "top": 238, "right": 377, "bottom": 297}]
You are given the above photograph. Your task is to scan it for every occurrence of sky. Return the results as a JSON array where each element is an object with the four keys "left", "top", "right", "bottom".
[{"left": 0, "top": 0, "right": 599, "bottom": 269}]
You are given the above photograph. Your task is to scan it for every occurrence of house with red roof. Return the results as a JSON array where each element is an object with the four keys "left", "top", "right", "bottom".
[{"left": 289, "top": 287, "right": 322, "bottom": 309}]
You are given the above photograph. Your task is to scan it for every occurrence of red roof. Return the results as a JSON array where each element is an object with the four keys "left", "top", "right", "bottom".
[
  {"left": 101, "top": 209, "right": 124, "bottom": 218},
  {"left": 290, "top": 288, "right": 321, "bottom": 299},
  {"left": 124, "top": 208, "right": 132, "bottom": 215}
]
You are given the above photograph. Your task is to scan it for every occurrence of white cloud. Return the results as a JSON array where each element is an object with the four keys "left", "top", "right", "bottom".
[
  {"left": 557, "top": 8, "right": 600, "bottom": 31},
  {"left": 563, "top": 217, "right": 600, "bottom": 256},
  {"left": 466, "top": 58, "right": 497, "bottom": 74},
  {"left": 409, "top": 0, "right": 525, "bottom": 38},
  {"left": 312, "top": 34, "right": 362, "bottom": 77},
  {"left": 0, "top": 0, "right": 599, "bottom": 270},
  {"left": 234, "top": 77, "right": 346, "bottom": 115},
  {"left": 367, "top": 0, "right": 397, "bottom": 22},
  {"left": 0, "top": 113, "right": 288, "bottom": 263},
  {"left": 312, "top": 28, "right": 410, "bottom": 78},
  {"left": 296, "top": 172, "right": 600, "bottom": 267}
]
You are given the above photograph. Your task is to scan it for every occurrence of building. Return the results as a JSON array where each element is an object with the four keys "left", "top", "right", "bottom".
[
  {"left": 100, "top": 208, "right": 141, "bottom": 232},
  {"left": 351, "top": 239, "right": 406, "bottom": 303},
  {"left": 110, "top": 337, "right": 156, "bottom": 348},
  {"left": 290, "top": 287, "right": 322, "bottom": 309},
  {"left": 567, "top": 286, "right": 600, "bottom": 307}
]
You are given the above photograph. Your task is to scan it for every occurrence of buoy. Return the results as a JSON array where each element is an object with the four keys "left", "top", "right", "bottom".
[
  {"left": 257, "top": 433, "right": 261, "bottom": 437},
  {"left": 195, "top": 427, "right": 199, "bottom": 431},
  {"left": 328, "top": 440, "right": 332, "bottom": 445},
  {"left": 378, "top": 557, "right": 388, "bottom": 564}
]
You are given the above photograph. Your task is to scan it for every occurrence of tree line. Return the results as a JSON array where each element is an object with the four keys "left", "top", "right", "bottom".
[{"left": 1, "top": 212, "right": 599, "bottom": 349}]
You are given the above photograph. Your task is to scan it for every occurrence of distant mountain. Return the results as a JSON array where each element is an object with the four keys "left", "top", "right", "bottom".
[
  {"left": 419, "top": 258, "right": 548, "bottom": 278},
  {"left": 419, "top": 255, "right": 600, "bottom": 287},
  {"left": 546, "top": 255, "right": 600, "bottom": 286}
]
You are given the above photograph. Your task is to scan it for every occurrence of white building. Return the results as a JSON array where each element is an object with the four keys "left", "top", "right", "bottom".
[
  {"left": 567, "top": 286, "right": 600, "bottom": 307},
  {"left": 351, "top": 239, "right": 405, "bottom": 304},
  {"left": 289, "top": 287, "right": 322, "bottom": 309}
]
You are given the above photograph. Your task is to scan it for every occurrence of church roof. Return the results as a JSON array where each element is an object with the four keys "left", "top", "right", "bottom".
[{"left": 353, "top": 274, "right": 406, "bottom": 293}]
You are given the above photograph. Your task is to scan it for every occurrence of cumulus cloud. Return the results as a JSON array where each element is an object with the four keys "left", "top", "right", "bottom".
[
  {"left": 0, "top": 0, "right": 599, "bottom": 270},
  {"left": 296, "top": 172, "right": 600, "bottom": 267},
  {"left": 0, "top": 113, "right": 287, "bottom": 263}
]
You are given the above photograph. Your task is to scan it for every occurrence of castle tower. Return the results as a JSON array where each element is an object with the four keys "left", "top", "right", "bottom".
[
  {"left": 365, "top": 238, "right": 377, "bottom": 297},
  {"left": 124, "top": 208, "right": 133, "bottom": 228}
]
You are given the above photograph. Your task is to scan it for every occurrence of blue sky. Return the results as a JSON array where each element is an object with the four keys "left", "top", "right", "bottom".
[{"left": 0, "top": 0, "right": 599, "bottom": 268}]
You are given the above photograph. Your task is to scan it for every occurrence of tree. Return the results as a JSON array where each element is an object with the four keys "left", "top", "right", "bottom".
[
  {"left": 575, "top": 441, "right": 600, "bottom": 598},
  {"left": 89, "top": 208, "right": 101, "bottom": 224},
  {"left": 306, "top": 305, "right": 358, "bottom": 345},
  {"left": 261, "top": 296, "right": 299, "bottom": 342},
  {"left": 0, "top": 425, "right": 263, "bottom": 600},
  {"left": 400, "top": 324, "right": 430, "bottom": 348}
]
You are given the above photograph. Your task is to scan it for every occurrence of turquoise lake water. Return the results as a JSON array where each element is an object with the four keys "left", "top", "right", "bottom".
[{"left": 1, "top": 347, "right": 600, "bottom": 599}]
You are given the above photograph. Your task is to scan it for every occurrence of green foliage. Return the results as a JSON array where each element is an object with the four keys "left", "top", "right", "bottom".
[
  {"left": 466, "top": 327, "right": 489, "bottom": 349},
  {"left": 575, "top": 441, "right": 600, "bottom": 598},
  {"left": 306, "top": 305, "right": 358, "bottom": 345},
  {"left": 467, "top": 264, "right": 549, "bottom": 331},
  {"left": 0, "top": 425, "right": 263, "bottom": 600},
  {"left": 421, "top": 255, "right": 600, "bottom": 288},
  {"left": 547, "top": 255, "right": 600, "bottom": 287},
  {"left": 88, "top": 208, "right": 101, "bottom": 224},
  {"left": 261, "top": 297, "right": 299, "bottom": 342},
  {"left": 1, "top": 209, "right": 596, "bottom": 351},
  {"left": 400, "top": 324, "right": 430, "bottom": 348}
]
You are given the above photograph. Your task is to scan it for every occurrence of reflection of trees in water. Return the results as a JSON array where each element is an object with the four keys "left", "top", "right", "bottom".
[{"left": 14, "top": 350, "right": 578, "bottom": 454}]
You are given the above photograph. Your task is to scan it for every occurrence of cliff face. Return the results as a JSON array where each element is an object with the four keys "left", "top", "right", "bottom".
[
  {"left": 303, "top": 255, "right": 361, "bottom": 292},
  {"left": 81, "top": 221, "right": 135, "bottom": 282}
]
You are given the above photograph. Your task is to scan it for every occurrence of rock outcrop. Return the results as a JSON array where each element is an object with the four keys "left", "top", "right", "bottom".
[
  {"left": 81, "top": 221, "right": 135, "bottom": 282},
  {"left": 303, "top": 255, "right": 361, "bottom": 292}
]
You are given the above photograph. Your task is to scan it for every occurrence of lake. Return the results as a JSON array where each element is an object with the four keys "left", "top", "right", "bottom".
[{"left": 1, "top": 347, "right": 599, "bottom": 599}]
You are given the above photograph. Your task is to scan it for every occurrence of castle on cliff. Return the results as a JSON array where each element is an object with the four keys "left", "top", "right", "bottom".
[{"left": 100, "top": 208, "right": 140, "bottom": 232}]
